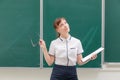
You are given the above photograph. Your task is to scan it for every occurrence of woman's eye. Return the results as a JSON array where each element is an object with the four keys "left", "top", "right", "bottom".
[
  {"left": 60, "top": 24, "right": 64, "bottom": 27},
  {"left": 64, "top": 22, "right": 67, "bottom": 24}
]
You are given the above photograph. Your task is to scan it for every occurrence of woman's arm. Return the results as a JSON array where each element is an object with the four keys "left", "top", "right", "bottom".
[
  {"left": 77, "top": 54, "right": 97, "bottom": 65},
  {"left": 39, "top": 39, "right": 55, "bottom": 66},
  {"left": 77, "top": 54, "right": 83, "bottom": 65}
]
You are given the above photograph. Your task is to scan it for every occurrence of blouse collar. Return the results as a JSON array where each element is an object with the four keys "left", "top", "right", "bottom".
[{"left": 59, "top": 35, "right": 71, "bottom": 42}]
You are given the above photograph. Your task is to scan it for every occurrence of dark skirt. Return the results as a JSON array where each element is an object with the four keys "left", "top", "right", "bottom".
[{"left": 50, "top": 64, "right": 78, "bottom": 80}]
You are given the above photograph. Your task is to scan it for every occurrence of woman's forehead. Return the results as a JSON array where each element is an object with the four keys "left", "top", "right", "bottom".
[
  {"left": 58, "top": 20, "right": 66, "bottom": 26},
  {"left": 60, "top": 19, "right": 66, "bottom": 23}
]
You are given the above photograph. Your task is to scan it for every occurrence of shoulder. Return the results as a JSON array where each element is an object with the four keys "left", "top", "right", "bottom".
[
  {"left": 71, "top": 36, "right": 82, "bottom": 43},
  {"left": 50, "top": 38, "right": 60, "bottom": 44}
]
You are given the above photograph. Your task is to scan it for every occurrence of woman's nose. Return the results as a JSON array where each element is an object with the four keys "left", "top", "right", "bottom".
[
  {"left": 65, "top": 25, "right": 69, "bottom": 28},
  {"left": 64, "top": 26, "right": 68, "bottom": 28}
]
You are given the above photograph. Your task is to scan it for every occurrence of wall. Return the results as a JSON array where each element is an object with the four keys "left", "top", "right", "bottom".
[{"left": 0, "top": 68, "right": 120, "bottom": 80}]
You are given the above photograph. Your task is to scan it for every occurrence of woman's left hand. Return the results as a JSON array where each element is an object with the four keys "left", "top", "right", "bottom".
[{"left": 91, "top": 54, "right": 97, "bottom": 60}]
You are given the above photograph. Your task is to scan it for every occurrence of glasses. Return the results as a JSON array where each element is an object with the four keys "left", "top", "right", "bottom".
[{"left": 31, "top": 33, "right": 40, "bottom": 47}]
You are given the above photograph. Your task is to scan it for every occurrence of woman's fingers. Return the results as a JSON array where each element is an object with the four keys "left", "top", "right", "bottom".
[{"left": 91, "top": 54, "right": 97, "bottom": 60}]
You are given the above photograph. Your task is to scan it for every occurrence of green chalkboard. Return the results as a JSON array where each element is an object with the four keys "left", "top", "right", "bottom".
[
  {"left": 0, "top": 0, "right": 40, "bottom": 67},
  {"left": 105, "top": 0, "right": 120, "bottom": 62},
  {"left": 43, "top": 0, "right": 101, "bottom": 68}
]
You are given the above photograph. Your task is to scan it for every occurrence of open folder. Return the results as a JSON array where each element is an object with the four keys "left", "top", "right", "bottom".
[{"left": 81, "top": 47, "right": 104, "bottom": 62}]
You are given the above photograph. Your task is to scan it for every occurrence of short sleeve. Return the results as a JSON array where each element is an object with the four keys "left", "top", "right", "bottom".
[
  {"left": 49, "top": 41, "right": 55, "bottom": 56},
  {"left": 77, "top": 40, "right": 84, "bottom": 55}
]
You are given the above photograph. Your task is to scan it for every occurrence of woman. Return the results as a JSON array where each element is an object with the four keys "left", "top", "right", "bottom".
[{"left": 39, "top": 17, "right": 96, "bottom": 80}]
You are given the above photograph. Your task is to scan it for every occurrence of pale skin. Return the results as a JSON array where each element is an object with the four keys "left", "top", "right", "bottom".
[{"left": 39, "top": 19, "right": 97, "bottom": 66}]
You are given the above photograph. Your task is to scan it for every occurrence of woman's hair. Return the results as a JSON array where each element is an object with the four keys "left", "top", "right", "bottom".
[{"left": 53, "top": 17, "right": 66, "bottom": 37}]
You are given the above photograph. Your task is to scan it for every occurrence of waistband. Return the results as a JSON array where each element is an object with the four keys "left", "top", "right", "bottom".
[{"left": 54, "top": 64, "right": 76, "bottom": 68}]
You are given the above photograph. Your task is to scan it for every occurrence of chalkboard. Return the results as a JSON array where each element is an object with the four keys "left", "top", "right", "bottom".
[
  {"left": 0, "top": 0, "right": 40, "bottom": 67},
  {"left": 105, "top": 0, "right": 120, "bottom": 62},
  {"left": 43, "top": 0, "right": 101, "bottom": 68}
]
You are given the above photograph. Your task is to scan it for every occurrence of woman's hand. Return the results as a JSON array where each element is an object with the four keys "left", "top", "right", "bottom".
[
  {"left": 39, "top": 39, "right": 46, "bottom": 50},
  {"left": 91, "top": 54, "right": 97, "bottom": 60}
]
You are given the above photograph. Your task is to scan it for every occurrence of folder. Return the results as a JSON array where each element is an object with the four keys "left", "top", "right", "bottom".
[{"left": 82, "top": 47, "right": 104, "bottom": 62}]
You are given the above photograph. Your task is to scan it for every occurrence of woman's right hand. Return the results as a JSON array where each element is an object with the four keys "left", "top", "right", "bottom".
[{"left": 39, "top": 39, "right": 46, "bottom": 50}]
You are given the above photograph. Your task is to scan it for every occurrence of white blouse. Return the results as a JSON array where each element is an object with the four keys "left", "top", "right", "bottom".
[{"left": 49, "top": 35, "right": 84, "bottom": 66}]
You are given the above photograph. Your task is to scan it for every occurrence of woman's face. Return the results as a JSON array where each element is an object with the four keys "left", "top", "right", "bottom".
[{"left": 56, "top": 19, "right": 70, "bottom": 35}]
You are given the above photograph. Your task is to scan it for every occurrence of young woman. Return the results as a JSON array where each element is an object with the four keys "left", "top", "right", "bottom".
[{"left": 39, "top": 17, "right": 96, "bottom": 80}]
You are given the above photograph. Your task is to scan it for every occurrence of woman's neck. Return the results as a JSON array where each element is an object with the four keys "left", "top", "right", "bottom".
[{"left": 60, "top": 33, "right": 69, "bottom": 39}]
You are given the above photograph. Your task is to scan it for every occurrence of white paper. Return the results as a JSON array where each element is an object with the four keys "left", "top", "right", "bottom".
[{"left": 81, "top": 47, "right": 104, "bottom": 62}]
